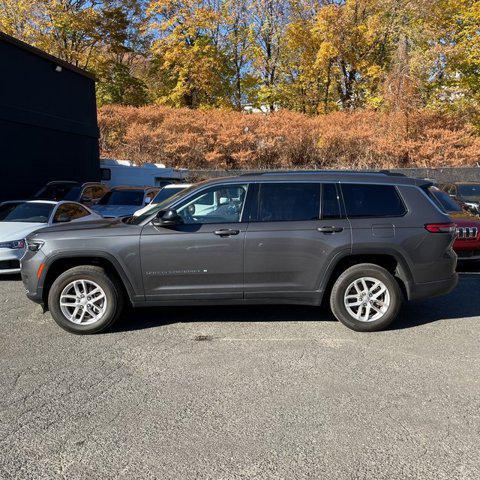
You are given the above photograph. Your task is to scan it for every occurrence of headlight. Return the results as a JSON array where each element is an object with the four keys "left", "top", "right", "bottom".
[
  {"left": 0, "top": 239, "right": 26, "bottom": 249},
  {"left": 25, "top": 239, "right": 44, "bottom": 252}
]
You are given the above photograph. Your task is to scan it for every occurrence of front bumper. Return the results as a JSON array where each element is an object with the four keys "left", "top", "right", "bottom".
[
  {"left": 20, "top": 249, "right": 46, "bottom": 306},
  {"left": 0, "top": 248, "right": 24, "bottom": 274}
]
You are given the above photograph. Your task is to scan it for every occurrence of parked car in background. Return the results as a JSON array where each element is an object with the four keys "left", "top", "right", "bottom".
[
  {"left": 0, "top": 200, "right": 101, "bottom": 274},
  {"left": 439, "top": 182, "right": 480, "bottom": 214},
  {"left": 427, "top": 186, "right": 480, "bottom": 261},
  {"left": 22, "top": 171, "right": 457, "bottom": 335},
  {"left": 133, "top": 183, "right": 193, "bottom": 217},
  {"left": 92, "top": 186, "right": 159, "bottom": 218},
  {"left": 34, "top": 181, "right": 109, "bottom": 206},
  {"left": 100, "top": 158, "right": 186, "bottom": 187}
]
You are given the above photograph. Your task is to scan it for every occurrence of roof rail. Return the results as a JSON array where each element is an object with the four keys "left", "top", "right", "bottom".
[{"left": 238, "top": 169, "right": 406, "bottom": 177}]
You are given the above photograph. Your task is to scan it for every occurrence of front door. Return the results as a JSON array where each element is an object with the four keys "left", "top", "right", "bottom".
[
  {"left": 244, "top": 182, "right": 352, "bottom": 301},
  {"left": 140, "top": 183, "right": 249, "bottom": 301}
]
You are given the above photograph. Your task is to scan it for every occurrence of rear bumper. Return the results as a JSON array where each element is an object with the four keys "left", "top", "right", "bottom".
[
  {"left": 409, "top": 274, "right": 458, "bottom": 301},
  {"left": 456, "top": 249, "right": 480, "bottom": 260}
]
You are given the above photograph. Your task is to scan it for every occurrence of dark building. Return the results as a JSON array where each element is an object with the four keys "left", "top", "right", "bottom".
[{"left": 0, "top": 32, "right": 100, "bottom": 202}]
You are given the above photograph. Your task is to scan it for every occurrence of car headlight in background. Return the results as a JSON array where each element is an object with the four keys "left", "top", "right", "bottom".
[
  {"left": 0, "top": 239, "right": 26, "bottom": 249},
  {"left": 25, "top": 239, "right": 44, "bottom": 252}
]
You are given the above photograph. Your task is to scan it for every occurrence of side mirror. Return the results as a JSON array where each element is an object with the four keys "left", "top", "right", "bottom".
[{"left": 152, "top": 209, "right": 182, "bottom": 227}]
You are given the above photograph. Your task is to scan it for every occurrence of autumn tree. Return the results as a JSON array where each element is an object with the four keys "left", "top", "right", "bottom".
[
  {"left": 0, "top": 0, "right": 149, "bottom": 106},
  {"left": 249, "top": 0, "right": 289, "bottom": 110},
  {"left": 147, "top": 0, "right": 233, "bottom": 108},
  {"left": 222, "top": 0, "right": 255, "bottom": 110},
  {"left": 1, "top": 0, "right": 480, "bottom": 118}
]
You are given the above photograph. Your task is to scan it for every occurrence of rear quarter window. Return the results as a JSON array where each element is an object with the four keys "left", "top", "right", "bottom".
[{"left": 341, "top": 184, "right": 407, "bottom": 218}]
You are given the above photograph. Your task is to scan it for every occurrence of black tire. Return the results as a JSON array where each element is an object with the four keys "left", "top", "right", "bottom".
[
  {"left": 48, "top": 265, "right": 124, "bottom": 334},
  {"left": 329, "top": 263, "right": 403, "bottom": 332}
]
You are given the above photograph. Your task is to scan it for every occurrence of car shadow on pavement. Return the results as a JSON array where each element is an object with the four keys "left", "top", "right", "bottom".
[
  {"left": 392, "top": 272, "right": 480, "bottom": 330},
  {"left": 112, "top": 304, "right": 336, "bottom": 333},
  {"left": 3, "top": 269, "right": 479, "bottom": 333},
  {"left": 111, "top": 273, "right": 480, "bottom": 333}
]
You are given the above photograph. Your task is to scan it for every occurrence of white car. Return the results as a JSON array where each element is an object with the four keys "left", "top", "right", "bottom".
[
  {"left": 133, "top": 183, "right": 193, "bottom": 217},
  {"left": 0, "top": 200, "right": 101, "bottom": 274}
]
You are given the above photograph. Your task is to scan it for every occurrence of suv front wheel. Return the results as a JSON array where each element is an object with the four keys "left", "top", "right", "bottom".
[
  {"left": 330, "top": 263, "right": 403, "bottom": 332},
  {"left": 48, "top": 265, "right": 124, "bottom": 334}
]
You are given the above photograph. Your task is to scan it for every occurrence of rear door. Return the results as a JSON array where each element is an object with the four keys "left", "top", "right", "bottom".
[{"left": 244, "top": 182, "right": 352, "bottom": 301}]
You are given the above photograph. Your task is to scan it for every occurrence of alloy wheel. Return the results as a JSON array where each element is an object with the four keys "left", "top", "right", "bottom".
[
  {"left": 59, "top": 280, "right": 108, "bottom": 325},
  {"left": 343, "top": 276, "right": 391, "bottom": 322}
]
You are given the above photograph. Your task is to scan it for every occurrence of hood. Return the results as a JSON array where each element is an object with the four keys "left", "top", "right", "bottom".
[
  {"left": 92, "top": 205, "right": 140, "bottom": 218},
  {"left": 27, "top": 218, "right": 140, "bottom": 240},
  {"left": 0, "top": 222, "right": 45, "bottom": 242}
]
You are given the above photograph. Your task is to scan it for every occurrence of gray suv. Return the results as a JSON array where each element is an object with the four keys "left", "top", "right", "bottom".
[{"left": 21, "top": 172, "right": 458, "bottom": 334}]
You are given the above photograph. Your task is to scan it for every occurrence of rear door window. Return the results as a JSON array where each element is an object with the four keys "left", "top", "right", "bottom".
[
  {"left": 82, "top": 186, "right": 107, "bottom": 202},
  {"left": 53, "top": 203, "right": 90, "bottom": 223},
  {"left": 321, "top": 184, "right": 342, "bottom": 219},
  {"left": 257, "top": 183, "right": 320, "bottom": 222},
  {"left": 341, "top": 184, "right": 406, "bottom": 218}
]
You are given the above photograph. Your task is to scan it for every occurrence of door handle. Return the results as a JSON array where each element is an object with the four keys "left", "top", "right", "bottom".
[
  {"left": 317, "top": 226, "right": 344, "bottom": 234},
  {"left": 214, "top": 229, "right": 240, "bottom": 237}
]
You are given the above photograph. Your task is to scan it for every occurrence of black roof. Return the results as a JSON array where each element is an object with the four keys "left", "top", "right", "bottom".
[{"left": 0, "top": 31, "right": 95, "bottom": 80}]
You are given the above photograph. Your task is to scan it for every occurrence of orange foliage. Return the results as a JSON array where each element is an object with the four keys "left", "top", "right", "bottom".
[{"left": 98, "top": 105, "right": 480, "bottom": 170}]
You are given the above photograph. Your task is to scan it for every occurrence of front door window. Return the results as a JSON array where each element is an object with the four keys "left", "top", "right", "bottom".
[{"left": 176, "top": 185, "right": 248, "bottom": 224}]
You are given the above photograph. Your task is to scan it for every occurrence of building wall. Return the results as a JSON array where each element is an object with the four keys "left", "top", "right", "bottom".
[{"left": 0, "top": 35, "right": 100, "bottom": 201}]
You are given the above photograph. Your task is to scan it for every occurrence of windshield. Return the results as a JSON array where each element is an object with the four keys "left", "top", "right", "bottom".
[
  {"left": 35, "top": 184, "right": 77, "bottom": 201},
  {"left": 129, "top": 185, "right": 197, "bottom": 224},
  {"left": 63, "top": 186, "right": 82, "bottom": 201},
  {"left": 99, "top": 190, "right": 145, "bottom": 206},
  {"left": 0, "top": 202, "right": 54, "bottom": 223},
  {"left": 0, "top": 203, "right": 22, "bottom": 221},
  {"left": 152, "top": 187, "right": 186, "bottom": 204},
  {"left": 429, "top": 187, "right": 462, "bottom": 213},
  {"left": 458, "top": 184, "right": 480, "bottom": 201}
]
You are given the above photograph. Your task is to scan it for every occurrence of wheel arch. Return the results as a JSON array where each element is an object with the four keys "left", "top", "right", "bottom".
[
  {"left": 321, "top": 249, "right": 414, "bottom": 303},
  {"left": 40, "top": 252, "right": 137, "bottom": 310}
]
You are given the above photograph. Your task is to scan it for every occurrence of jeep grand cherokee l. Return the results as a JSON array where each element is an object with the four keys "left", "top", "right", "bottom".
[{"left": 21, "top": 171, "right": 458, "bottom": 334}]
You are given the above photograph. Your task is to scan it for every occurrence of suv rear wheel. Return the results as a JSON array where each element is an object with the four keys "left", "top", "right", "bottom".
[
  {"left": 330, "top": 263, "right": 403, "bottom": 332},
  {"left": 48, "top": 265, "right": 124, "bottom": 334}
]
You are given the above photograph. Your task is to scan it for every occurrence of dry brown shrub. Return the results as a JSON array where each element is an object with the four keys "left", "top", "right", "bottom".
[{"left": 98, "top": 105, "right": 480, "bottom": 170}]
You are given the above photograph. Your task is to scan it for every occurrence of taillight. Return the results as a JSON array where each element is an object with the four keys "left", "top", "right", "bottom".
[{"left": 425, "top": 223, "right": 456, "bottom": 233}]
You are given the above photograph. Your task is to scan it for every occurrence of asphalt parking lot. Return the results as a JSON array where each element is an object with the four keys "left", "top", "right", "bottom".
[{"left": 1, "top": 269, "right": 479, "bottom": 480}]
